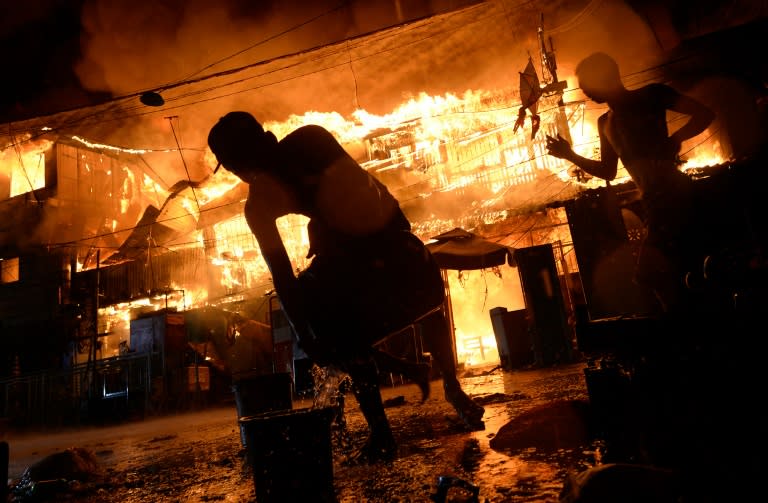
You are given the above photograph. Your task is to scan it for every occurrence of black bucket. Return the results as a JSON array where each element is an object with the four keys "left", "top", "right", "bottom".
[
  {"left": 232, "top": 371, "right": 293, "bottom": 447},
  {"left": 240, "top": 407, "right": 336, "bottom": 503}
]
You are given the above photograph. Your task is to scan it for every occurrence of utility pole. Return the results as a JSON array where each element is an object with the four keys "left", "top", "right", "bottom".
[{"left": 537, "top": 14, "right": 572, "bottom": 144}]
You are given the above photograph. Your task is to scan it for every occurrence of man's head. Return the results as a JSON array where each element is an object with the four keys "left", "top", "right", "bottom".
[
  {"left": 208, "top": 111, "right": 276, "bottom": 177},
  {"left": 575, "top": 52, "right": 623, "bottom": 103}
]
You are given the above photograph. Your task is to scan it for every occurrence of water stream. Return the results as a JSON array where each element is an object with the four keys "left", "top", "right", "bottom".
[{"left": 309, "top": 364, "right": 356, "bottom": 460}]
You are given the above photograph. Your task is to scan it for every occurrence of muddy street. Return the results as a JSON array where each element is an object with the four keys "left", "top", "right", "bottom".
[{"left": 5, "top": 363, "right": 596, "bottom": 502}]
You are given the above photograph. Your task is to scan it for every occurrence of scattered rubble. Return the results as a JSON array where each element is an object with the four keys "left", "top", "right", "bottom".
[{"left": 10, "top": 447, "right": 104, "bottom": 502}]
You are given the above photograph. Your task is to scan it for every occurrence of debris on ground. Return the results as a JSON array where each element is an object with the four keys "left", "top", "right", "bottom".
[
  {"left": 9, "top": 447, "right": 104, "bottom": 502},
  {"left": 490, "top": 399, "right": 591, "bottom": 453}
]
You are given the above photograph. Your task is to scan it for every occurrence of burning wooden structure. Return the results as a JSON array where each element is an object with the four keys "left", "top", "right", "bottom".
[
  {"left": 0, "top": 1, "right": 764, "bottom": 426},
  {"left": 0, "top": 88, "right": 588, "bottom": 424}
]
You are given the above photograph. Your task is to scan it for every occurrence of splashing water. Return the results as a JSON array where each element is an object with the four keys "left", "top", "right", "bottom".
[
  {"left": 310, "top": 364, "right": 350, "bottom": 409},
  {"left": 310, "top": 364, "right": 355, "bottom": 458}
]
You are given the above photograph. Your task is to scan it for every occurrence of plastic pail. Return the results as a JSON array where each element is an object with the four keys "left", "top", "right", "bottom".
[{"left": 240, "top": 407, "right": 336, "bottom": 503}]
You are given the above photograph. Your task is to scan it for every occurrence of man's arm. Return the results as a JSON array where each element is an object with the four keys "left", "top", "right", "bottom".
[
  {"left": 243, "top": 177, "right": 317, "bottom": 348},
  {"left": 668, "top": 93, "right": 715, "bottom": 152},
  {"left": 546, "top": 120, "right": 618, "bottom": 181},
  {"left": 247, "top": 212, "right": 308, "bottom": 330}
]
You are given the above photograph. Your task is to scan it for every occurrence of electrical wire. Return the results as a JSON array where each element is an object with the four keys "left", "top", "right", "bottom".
[{"left": 173, "top": 1, "right": 351, "bottom": 84}]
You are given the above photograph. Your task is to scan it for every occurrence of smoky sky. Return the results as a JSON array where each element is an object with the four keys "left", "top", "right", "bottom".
[
  {"left": 0, "top": 0, "right": 93, "bottom": 120},
  {"left": 2, "top": 0, "right": 762, "bottom": 122},
  {"left": 1, "top": 0, "right": 487, "bottom": 121}
]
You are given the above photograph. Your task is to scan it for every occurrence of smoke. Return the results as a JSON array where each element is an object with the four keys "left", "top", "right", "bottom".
[
  {"left": 68, "top": 1, "right": 667, "bottom": 140},
  {"left": 75, "top": 0, "right": 341, "bottom": 95},
  {"left": 64, "top": 0, "right": 734, "bottom": 193},
  {"left": 72, "top": 1, "right": 494, "bottom": 99}
]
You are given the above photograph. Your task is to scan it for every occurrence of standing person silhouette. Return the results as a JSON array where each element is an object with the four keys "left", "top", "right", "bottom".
[
  {"left": 546, "top": 52, "right": 715, "bottom": 312},
  {"left": 207, "top": 111, "right": 484, "bottom": 462}
]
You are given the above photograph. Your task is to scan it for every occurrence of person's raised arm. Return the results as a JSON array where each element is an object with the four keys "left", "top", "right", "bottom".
[{"left": 546, "top": 115, "right": 618, "bottom": 181}]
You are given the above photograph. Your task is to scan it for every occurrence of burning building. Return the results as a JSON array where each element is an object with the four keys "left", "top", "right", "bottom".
[{"left": 0, "top": 0, "right": 764, "bottom": 425}]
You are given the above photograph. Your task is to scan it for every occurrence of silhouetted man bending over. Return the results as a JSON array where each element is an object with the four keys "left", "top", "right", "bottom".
[{"left": 208, "top": 112, "right": 484, "bottom": 463}]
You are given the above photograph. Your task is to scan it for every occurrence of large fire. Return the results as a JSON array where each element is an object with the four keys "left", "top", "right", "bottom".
[
  {"left": 0, "top": 134, "right": 52, "bottom": 197},
  {"left": 1, "top": 88, "right": 725, "bottom": 366}
]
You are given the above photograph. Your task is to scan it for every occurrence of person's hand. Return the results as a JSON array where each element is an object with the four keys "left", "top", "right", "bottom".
[{"left": 545, "top": 134, "right": 572, "bottom": 159}]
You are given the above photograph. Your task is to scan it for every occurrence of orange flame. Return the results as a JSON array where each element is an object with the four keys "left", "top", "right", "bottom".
[
  {"left": 47, "top": 89, "right": 728, "bottom": 364},
  {"left": 0, "top": 135, "right": 52, "bottom": 196}
]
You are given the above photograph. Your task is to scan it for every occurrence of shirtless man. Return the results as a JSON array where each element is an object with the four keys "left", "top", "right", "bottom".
[
  {"left": 546, "top": 52, "right": 715, "bottom": 311},
  {"left": 207, "top": 111, "right": 484, "bottom": 462}
]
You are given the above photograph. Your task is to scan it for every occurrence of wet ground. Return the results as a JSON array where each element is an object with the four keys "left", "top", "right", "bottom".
[{"left": 4, "top": 362, "right": 597, "bottom": 502}]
